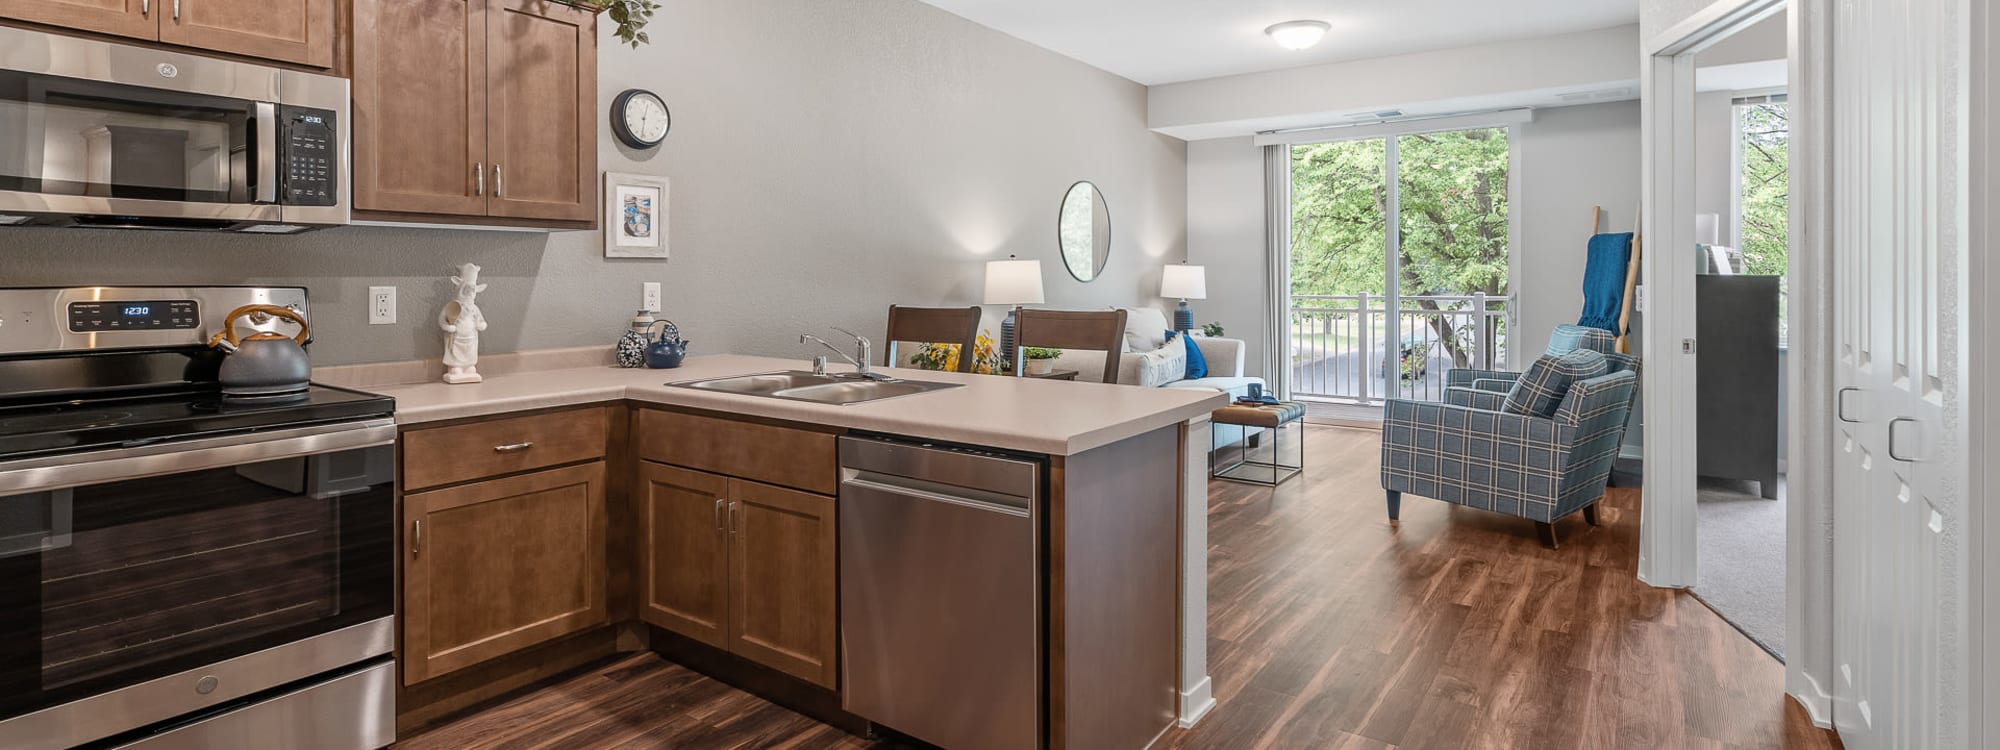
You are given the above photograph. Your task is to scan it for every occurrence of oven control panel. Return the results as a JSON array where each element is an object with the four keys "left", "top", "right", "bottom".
[
  {"left": 281, "top": 105, "right": 338, "bottom": 207},
  {"left": 68, "top": 300, "right": 201, "bottom": 332}
]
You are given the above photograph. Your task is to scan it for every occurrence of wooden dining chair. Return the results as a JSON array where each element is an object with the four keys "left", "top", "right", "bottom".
[
  {"left": 884, "top": 305, "right": 984, "bottom": 373},
  {"left": 1013, "top": 308, "right": 1127, "bottom": 384}
]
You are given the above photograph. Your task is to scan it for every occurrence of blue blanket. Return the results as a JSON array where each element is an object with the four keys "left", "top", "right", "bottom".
[{"left": 1577, "top": 232, "right": 1634, "bottom": 333}]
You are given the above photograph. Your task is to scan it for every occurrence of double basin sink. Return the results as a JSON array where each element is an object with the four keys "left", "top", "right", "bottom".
[{"left": 672, "top": 371, "right": 962, "bottom": 406}]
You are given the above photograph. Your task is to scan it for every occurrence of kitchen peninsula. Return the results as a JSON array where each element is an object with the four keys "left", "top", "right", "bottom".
[{"left": 344, "top": 353, "right": 1224, "bottom": 750}]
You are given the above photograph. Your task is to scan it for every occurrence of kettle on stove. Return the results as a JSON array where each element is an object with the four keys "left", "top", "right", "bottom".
[{"left": 206, "top": 304, "right": 313, "bottom": 401}]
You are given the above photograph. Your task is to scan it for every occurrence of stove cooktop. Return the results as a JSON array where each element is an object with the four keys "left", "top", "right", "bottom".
[{"left": 0, "top": 383, "right": 395, "bottom": 460}]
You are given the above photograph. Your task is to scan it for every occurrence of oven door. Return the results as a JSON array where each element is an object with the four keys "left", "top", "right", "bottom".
[{"left": 0, "top": 419, "right": 395, "bottom": 750}]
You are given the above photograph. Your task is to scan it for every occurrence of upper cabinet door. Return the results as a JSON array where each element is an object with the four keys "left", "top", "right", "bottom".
[
  {"left": 485, "top": 0, "right": 595, "bottom": 222},
  {"left": 351, "top": 0, "right": 489, "bottom": 217},
  {"left": 0, "top": 0, "right": 157, "bottom": 41},
  {"left": 158, "top": 0, "right": 333, "bottom": 67}
]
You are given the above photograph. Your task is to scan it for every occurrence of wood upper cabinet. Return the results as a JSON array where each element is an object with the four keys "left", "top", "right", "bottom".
[
  {"left": 639, "top": 460, "right": 839, "bottom": 689},
  {"left": 637, "top": 461, "right": 730, "bottom": 649},
  {"left": 402, "top": 461, "right": 608, "bottom": 686},
  {"left": 351, "top": 0, "right": 596, "bottom": 226},
  {"left": 727, "top": 479, "right": 839, "bottom": 689},
  {"left": 485, "top": 0, "right": 595, "bottom": 221},
  {"left": 0, "top": 0, "right": 154, "bottom": 40},
  {"left": 0, "top": 0, "right": 332, "bottom": 66},
  {"left": 158, "top": 0, "right": 333, "bottom": 67}
]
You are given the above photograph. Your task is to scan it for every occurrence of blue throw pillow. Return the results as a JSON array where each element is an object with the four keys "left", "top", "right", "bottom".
[{"left": 1167, "top": 330, "right": 1208, "bottom": 380}]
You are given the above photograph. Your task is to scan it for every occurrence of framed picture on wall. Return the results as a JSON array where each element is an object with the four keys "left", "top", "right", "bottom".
[{"left": 604, "top": 172, "right": 669, "bottom": 259}]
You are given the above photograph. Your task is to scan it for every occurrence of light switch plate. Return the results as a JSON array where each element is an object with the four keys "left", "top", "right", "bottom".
[
  {"left": 642, "top": 282, "right": 662, "bottom": 313},
  {"left": 369, "top": 286, "right": 396, "bottom": 325}
]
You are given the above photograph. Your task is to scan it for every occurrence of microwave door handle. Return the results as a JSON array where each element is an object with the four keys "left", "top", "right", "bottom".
[{"left": 254, "top": 101, "right": 279, "bottom": 204}]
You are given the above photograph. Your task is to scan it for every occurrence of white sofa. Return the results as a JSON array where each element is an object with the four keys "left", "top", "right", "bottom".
[{"left": 1047, "top": 307, "right": 1265, "bottom": 398}]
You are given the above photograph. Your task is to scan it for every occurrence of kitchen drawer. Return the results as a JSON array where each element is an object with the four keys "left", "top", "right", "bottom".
[
  {"left": 403, "top": 406, "right": 610, "bottom": 490},
  {"left": 634, "top": 409, "right": 838, "bottom": 495}
]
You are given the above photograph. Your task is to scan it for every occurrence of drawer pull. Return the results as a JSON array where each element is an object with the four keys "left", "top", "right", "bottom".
[{"left": 493, "top": 442, "right": 535, "bottom": 454}]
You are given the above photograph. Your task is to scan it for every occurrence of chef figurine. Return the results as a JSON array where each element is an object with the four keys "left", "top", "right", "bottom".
[{"left": 440, "top": 263, "right": 488, "bottom": 384}]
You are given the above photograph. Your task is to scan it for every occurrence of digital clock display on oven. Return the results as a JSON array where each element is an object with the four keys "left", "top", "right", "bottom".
[{"left": 68, "top": 299, "right": 199, "bottom": 332}]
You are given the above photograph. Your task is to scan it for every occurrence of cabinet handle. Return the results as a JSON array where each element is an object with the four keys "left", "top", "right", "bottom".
[
  {"left": 172, "top": 0, "right": 179, "bottom": 20},
  {"left": 142, "top": 0, "right": 149, "bottom": 16},
  {"left": 411, "top": 520, "right": 423, "bottom": 558},
  {"left": 475, "top": 162, "right": 485, "bottom": 196},
  {"left": 493, "top": 441, "right": 534, "bottom": 453},
  {"left": 1837, "top": 387, "right": 1861, "bottom": 423},
  {"left": 713, "top": 499, "right": 725, "bottom": 532},
  {"left": 727, "top": 501, "right": 740, "bottom": 535},
  {"left": 1888, "top": 418, "right": 1920, "bottom": 462},
  {"left": 493, "top": 164, "right": 503, "bottom": 198}
]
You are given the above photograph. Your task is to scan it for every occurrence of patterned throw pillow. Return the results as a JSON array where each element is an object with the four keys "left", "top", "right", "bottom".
[
  {"left": 1503, "top": 349, "right": 1609, "bottom": 418},
  {"left": 1136, "top": 334, "right": 1188, "bottom": 387}
]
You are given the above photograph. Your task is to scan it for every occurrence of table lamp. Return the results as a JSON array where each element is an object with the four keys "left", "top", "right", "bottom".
[
  {"left": 1160, "top": 263, "right": 1207, "bottom": 333},
  {"left": 985, "top": 256, "right": 1044, "bottom": 368}
]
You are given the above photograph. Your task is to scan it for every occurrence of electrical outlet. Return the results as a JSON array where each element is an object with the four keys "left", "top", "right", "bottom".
[
  {"left": 642, "top": 282, "right": 662, "bottom": 313},
  {"left": 369, "top": 286, "right": 397, "bottom": 325}
]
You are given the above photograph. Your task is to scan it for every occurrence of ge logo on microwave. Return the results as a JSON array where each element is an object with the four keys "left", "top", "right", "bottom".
[{"left": 156, "top": 63, "right": 178, "bottom": 79}]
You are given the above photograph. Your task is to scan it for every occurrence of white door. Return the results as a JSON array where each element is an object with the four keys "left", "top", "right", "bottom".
[{"left": 1829, "top": 0, "right": 1969, "bottom": 746}]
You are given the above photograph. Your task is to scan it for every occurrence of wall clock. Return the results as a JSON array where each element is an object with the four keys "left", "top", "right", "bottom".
[{"left": 611, "top": 88, "right": 671, "bottom": 149}]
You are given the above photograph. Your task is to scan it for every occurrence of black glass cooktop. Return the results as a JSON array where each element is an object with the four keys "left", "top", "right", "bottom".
[{"left": 0, "top": 383, "right": 394, "bottom": 460}]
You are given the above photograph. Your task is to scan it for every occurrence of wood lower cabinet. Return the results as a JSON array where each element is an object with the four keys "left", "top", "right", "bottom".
[
  {"left": 0, "top": 0, "right": 154, "bottom": 40},
  {"left": 158, "top": 0, "right": 333, "bottom": 67},
  {"left": 637, "top": 462, "right": 731, "bottom": 649},
  {"left": 402, "top": 461, "right": 608, "bottom": 686},
  {"left": 727, "top": 478, "right": 839, "bottom": 688},
  {"left": 351, "top": 0, "right": 596, "bottom": 227},
  {"left": 0, "top": 0, "right": 332, "bottom": 66},
  {"left": 639, "top": 461, "right": 838, "bottom": 689}
]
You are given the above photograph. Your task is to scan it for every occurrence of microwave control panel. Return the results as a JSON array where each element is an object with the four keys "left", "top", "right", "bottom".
[
  {"left": 67, "top": 300, "right": 200, "bottom": 332},
  {"left": 280, "top": 105, "right": 338, "bottom": 207}
]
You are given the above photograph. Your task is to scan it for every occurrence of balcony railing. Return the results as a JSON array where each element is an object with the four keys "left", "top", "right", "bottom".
[{"left": 1289, "top": 293, "right": 1510, "bottom": 404}]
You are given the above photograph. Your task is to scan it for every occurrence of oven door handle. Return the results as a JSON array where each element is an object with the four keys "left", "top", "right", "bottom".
[
  {"left": 0, "top": 419, "right": 396, "bottom": 495},
  {"left": 254, "top": 101, "right": 280, "bottom": 204}
]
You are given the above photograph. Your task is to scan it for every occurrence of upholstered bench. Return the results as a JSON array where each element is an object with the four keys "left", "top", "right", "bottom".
[{"left": 1210, "top": 401, "right": 1305, "bottom": 485}]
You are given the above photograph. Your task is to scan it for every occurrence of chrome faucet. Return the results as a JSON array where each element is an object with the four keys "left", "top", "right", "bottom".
[{"left": 801, "top": 328, "right": 890, "bottom": 380}]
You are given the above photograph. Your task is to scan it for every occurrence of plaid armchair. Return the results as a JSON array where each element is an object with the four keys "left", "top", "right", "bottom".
[{"left": 1380, "top": 357, "right": 1640, "bottom": 548}]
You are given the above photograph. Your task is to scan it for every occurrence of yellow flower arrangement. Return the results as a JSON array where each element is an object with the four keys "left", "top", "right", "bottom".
[{"left": 909, "top": 329, "right": 1004, "bottom": 374}]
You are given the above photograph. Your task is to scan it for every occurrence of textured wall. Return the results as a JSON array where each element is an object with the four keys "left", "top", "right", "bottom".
[{"left": 0, "top": 0, "right": 1187, "bottom": 366}]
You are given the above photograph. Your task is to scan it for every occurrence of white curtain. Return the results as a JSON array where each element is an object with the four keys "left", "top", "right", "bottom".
[{"left": 1262, "top": 144, "right": 1291, "bottom": 400}]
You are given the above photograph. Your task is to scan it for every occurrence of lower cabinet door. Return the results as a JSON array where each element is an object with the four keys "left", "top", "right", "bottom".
[
  {"left": 727, "top": 478, "right": 838, "bottom": 688},
  {"left": 636, "top": 461, "right": 731, "bottom": 648},
  {"left": 402, "top": 462, "right": 607, "bottom": 685}
]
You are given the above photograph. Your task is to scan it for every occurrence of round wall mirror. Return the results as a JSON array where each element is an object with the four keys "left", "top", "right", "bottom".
[{"left": 1058, "top": 181, "right": 1111, "bottom": 282}]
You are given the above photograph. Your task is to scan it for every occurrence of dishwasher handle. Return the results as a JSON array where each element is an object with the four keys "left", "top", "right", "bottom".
[{"left": 840, "top": 474, "right": 1031, "bottom": 518}]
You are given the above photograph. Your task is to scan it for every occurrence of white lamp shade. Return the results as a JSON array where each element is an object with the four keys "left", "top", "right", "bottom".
[
  {"left": 1160, "top": 264, "right": 1207, "bottom": 300},
  {"left": 984, "top": 258, "right": 1045, "bottom": 305}
]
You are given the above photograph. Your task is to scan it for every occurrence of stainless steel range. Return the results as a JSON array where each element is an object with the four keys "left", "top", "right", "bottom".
[{"left": 0, "top": 287, "right": 395, "bottom": 750}]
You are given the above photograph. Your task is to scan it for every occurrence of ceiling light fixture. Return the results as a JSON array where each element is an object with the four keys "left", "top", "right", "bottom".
[{"left": 1265, "top": 20, "right": 1331, "bottom": 51}]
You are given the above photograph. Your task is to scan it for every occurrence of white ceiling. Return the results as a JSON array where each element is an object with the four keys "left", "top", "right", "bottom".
[{"left": 911, "top": 0, "right": 1641, "bottom": 86}]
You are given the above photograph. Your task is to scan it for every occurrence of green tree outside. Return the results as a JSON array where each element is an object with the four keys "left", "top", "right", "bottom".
[{"left": 1289, "top": 128, "right": 1510, "bottom": 369}]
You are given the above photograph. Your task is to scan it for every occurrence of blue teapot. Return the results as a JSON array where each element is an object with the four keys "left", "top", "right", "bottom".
[{"left": 645, "top": 320, "right": 689, "bottom": 369}]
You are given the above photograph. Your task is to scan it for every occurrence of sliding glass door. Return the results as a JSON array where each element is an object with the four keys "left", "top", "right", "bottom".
[{"left": 1287, "top": 127, "right": 1511, "bottom": 404}]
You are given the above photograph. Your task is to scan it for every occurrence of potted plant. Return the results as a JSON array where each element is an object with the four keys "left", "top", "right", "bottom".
[
  {"left": 556, "top": 0, "right": 659, "bottom": 47},
  {"left": 1201, "top": 322, "right": 1225, "bottom": 337},
  {"left": 1021, "top": 347, "right": 1063, "bottom": 376}
]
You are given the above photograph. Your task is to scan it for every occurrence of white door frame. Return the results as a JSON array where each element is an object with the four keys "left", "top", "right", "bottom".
[{"left": 1639, "top": 0, "right": 1840, "bottom": 726}]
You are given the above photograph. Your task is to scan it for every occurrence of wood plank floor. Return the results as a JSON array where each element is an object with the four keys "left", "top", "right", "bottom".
[{"left": 398, "top": 425, "right": 1839, "bottom": 750}]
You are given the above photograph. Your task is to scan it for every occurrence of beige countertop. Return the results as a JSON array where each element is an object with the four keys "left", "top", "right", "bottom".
[{"left": 360, "top": 354, "right": 1227, "bottom": 456}]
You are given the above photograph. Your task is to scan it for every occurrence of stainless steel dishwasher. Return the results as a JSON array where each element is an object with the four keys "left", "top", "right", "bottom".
[{"left": 838, "top": 435, "right": 1043, "bottom": 750}]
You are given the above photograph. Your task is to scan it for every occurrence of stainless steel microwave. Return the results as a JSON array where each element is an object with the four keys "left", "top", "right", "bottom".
[{"left": 0, "top": 27, "right": 349, "bottom": 232}]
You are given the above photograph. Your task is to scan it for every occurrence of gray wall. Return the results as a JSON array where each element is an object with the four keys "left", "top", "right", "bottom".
[{"left": 0, "top": 0, "right": 1187, "bottom": 366}]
